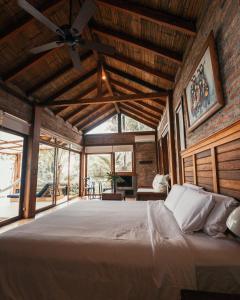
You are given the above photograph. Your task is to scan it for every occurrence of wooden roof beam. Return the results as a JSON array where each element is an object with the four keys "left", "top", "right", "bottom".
[
  {"left": 91, "top": 24, "right": 182, "bottom": 65},
  {"left": 26, "top": 51, "right": 93, "bottom": 95},
  {"left": 75, "top": 104, "right": 112, "bottom": 128},
  {"left": 57, "top": 83, "right": 98, "bottom": 118},
  {"left": 0, "top": 0, "right": 64, "bottom": 43},
  {"left": 83, "top": 110, "right": 116, "bottom": 133},
  {"left": 120, "top": 103, "right": 159, "bottom": 124},
  {"left": 46, "top": 92, "right": 168, "bottom": 107},
  {"left": 105, "top": 65, "right": 168, "bottom": 96},
  {"left": 120, "top": 108, "right": 156, "bottom": 129},
  {"left": 66, "top": 89, "right": 108, "bottom": 123},
  {"left": 2, "top": 49, "right": 56, "bottom": 82},
  {"left": 96, "top": 0, "right": 196, "bottom": 36},
  {"left": 42, "top": 68, "right": 97, "bottom": 105},
  {"left": 112, "top": 82, "right": 164, "bottom": 113},
  {"left": 104, "top": 53, "right": 174, "bottom": 87}
]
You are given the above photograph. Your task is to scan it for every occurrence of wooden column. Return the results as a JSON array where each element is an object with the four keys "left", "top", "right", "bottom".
[
  {"left": 193, "top": 154, "right": 197, "bottom": 185},
  {"left": 23, "top": 105, "right": 42, "bottom": 218},
  {"left": 166, "top": 93, "right": 177, "bottom": 185},
  {"left": 211, "top": 147, "right": 219, "bottom": 193},
  {"left": 118, "top": 113, "right": 122, "bottom": 133}
]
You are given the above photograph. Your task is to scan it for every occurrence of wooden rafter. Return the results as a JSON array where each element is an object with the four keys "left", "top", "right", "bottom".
[
  {"left": 104, "top": 53, "right": 174, "bottom": 87},
  {"left": 26, "top": 51, "right": 93, "bottom": 95},
  {"left": 120, "top": 107, "right": 156, "bottom": 129},
  {"left": 2, "top": 49, "right": 56, "bottom": 82},
  {"left": 96, "top": 0, "right": 196, "bottom": 36},
  {"left": 83, "top": 110, "right": 116, "bottom": 133},
  {"left": 75, "top": 104, "right": 112, "bottom": 128},
  {"left": 120, "top": 103, "right": 159, "bottom": 125},
  {"left": 112, "top": 83, "right": 164, "bottom": 113},
  {"left": 105, "top": 65, "right": 168, "bottom": 95},
  {"left": 66, "top": 89, "right": 108, "bottom": 123},
  {"left": 119, "top": 101, "right": 163, "bottom": 121},
  {"left": 0, "top": 0, "right": 64, "bottom": 43},
  {"left": 58, "top": 83, "right": 98, "bottom": 118},
  {"left": 45, "top": 92, "right": 168, "bottom": 107},
  {"left": 91, "top": 24, "right": 182, "bottom": 65},
  {"left": 42, "top": 68, "right": 97, "bottom": 105}
]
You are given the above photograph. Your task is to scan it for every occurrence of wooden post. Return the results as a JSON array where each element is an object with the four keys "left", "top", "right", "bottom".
[
  {"left": 118, "top": 113, "right": 122, "bottom": 133},
  {"left": 166, "top": 93, "right": 177, "bottom": 185},
  {"left": 23, "top": 105, "right": 42, "bottom": 218},
  {"left": 193, "top": 154, "right": 197, "bottom": 185}
]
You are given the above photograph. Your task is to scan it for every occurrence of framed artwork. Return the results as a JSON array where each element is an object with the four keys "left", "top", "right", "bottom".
[{"left": 184, "top": 32, "right": 224, "bottom": 132}]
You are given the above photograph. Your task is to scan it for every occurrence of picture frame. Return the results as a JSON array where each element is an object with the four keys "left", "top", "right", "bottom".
[{"left": 184, "top": 32, "right": 224, "bottom": 132}]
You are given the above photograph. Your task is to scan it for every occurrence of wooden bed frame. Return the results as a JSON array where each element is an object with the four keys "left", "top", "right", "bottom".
[{"left": 181, "top": 120, "right": 240, "bottom": 200}]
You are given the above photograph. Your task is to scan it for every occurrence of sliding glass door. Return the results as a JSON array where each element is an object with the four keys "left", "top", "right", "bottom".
[
  {"left": 36, "top": 143, "right": 56, "bottom": 211},
  {"left": 87, "top": 154, "right": 112, "bottom": 194},
  {"left": 56, "top": 148, "right": 69, "bottom": 204},
  {"left": 0, "top": 130, "right": 25, "bottom": 224},
  {"left": 69, "top": 151, "right": 80, "bottom": 199}
]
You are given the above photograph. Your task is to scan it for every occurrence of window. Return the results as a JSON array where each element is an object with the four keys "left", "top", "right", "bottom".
[
  {"left": 36, "top": 143, "right": 56, "bottom": 210},
  {"left": 121, "top": 114, "right": 154, "bottom": 132},
  {"left": 115, "top": 152, "right": 132, "bottom": 173},
  {"left": 56, "top": 148, "right": 70, "bottom": 204},
  {"left": 86, "top": 115, "right": 118, "bottom": 134},
  {"left": 0, "top": 130, "right": 25, "bottom": 223}
]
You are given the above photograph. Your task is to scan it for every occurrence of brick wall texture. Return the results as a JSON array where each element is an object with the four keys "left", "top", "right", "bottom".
[{"left": 173, "top": 0, "right": 240, "bottom": 147}]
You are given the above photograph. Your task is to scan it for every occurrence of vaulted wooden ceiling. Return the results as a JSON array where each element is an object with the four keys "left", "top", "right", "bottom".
[{"left": 0, "top": 0, "right": 207, "bottom": 133}]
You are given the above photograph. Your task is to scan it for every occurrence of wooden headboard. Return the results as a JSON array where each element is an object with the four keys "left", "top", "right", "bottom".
[{"left": 181, "top": 120, "right": 240, "bottom": 200}]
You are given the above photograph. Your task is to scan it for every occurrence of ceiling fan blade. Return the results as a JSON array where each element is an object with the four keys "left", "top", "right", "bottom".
[
  {"left": 68, "top": 46, "right": 84, "bottom": 72},
  {"left": 30, "top": 41, "right": 64, "bottom": 54},
  {"left": 17, "top": 0, "right": 65, "bottom": 37},
  {"left": 80, "top": 41, "right": 115, "bottom": 55},
  {"left": 71, "top": 0, "right": 97, "bottom": 35}
]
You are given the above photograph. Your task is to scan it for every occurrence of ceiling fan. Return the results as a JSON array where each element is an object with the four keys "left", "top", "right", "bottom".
[{"left": 17, "top": 0, "right": 115, "bottom": 71}]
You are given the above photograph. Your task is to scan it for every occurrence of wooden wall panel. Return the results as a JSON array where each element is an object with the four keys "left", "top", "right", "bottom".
[{"left": 181, "top": 120, "right": 240, "bottom": 200}]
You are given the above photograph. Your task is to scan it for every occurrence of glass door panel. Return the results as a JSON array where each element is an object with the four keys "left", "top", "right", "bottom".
[
  {"left": 87, "top": 154, "right": 112, "bottom": 194},
  {"left": 36, "top": 143, "right": 55, "bottom": 210},
  {"left": 0, "top": 130, "right": 24, "bottom": 223},
  {"left": 56, "top": 148, "right": 69, "bottom": 204},
  {"left": 69, "top": 152, "right": 80, "bottom": 198}
]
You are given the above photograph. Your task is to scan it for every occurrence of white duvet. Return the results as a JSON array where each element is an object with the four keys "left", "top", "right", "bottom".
[{"left": 0, "top": 200, "right": 239, "bottom": 300}]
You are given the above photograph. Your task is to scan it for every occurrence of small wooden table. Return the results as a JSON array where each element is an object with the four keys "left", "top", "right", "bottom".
[{"left": 102, "top": 192, "right": 124, "bottom": 201}]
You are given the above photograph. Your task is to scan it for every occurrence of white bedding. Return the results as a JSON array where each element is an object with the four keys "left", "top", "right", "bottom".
[{"left": 0, "top": 200, "right": 239, "bottom": 300}]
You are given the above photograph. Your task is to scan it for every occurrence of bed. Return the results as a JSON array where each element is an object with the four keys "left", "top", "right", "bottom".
[{"left": 0, "top": 200, "right": 239, "bottom": 300}]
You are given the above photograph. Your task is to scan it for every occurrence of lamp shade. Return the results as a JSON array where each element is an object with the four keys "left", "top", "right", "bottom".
[{"left": 226, "top": 206, "right": 240, "bottom": 237}]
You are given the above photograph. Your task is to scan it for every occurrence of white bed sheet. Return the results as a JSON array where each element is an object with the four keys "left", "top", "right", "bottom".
[{"left": 0, "top": 200, "right": 239, "bottom": 300}]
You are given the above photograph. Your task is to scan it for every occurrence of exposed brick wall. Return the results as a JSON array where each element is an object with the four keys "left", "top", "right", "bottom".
[{"left": 173, "top": 0, "right": 240, "bottom": 147}]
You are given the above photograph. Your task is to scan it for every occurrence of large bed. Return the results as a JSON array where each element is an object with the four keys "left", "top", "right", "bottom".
[{"left": 0, "top": 200, "right": 239, "bottom": 300}]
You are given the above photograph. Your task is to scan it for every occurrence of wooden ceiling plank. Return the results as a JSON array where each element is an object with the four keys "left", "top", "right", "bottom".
[
  {"left": 91, "top": 24, "right": 182, "bottom": 65},
  {"left": 120, "top": 103, "right": 159, "bottom": 124},
  {"left": 120, "top": 107, "right": 156, "bottom": 129},
  {"left": 82, "top": 109, "right": 116, "bottom": 133},
  {"left": 42, "top": 68, "right": 97, "bottom": 105},
  {"left": 105, "top": 53, "right": 174, "bottom": 87},
  {"left": 0, "top": 0, "right": 64, "bottom": 43},
  {"left": 46, "top": 91, "right": 168, "bottom": 106},
  {"left": 96, "top": 0, "right": 196, "bottom": 36},
  {"left": 122, "top": 101, "right": 161, "bottom": 120},
  {"left": 26, "top": 51, "right": 93, "bottom": 95}
]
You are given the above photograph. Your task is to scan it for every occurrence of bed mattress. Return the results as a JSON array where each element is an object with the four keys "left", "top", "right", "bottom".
[{"left": 0, "top": 200, "right": 239, "bottom": 300}]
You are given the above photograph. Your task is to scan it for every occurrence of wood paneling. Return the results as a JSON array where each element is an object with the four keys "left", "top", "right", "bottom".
[{"left": 181, "top": 120, "right": 240, "bottom": 200}]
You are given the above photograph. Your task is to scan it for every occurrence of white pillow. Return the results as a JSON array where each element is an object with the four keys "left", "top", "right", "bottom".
[
  {"left": 164, "top": 184, "right": 186, "bottom": 212},
  {"left": 152, "top": 174, "right": 169, "bottom": 192},
  {"left": 183, "top": 183, "right": 204, "bottom": 191},
  {"left": 173, "top": 189, "right": 215, "bottom": 234},
  {"left": 203, "top": 192, "right": 239, "bottom": 237}
]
